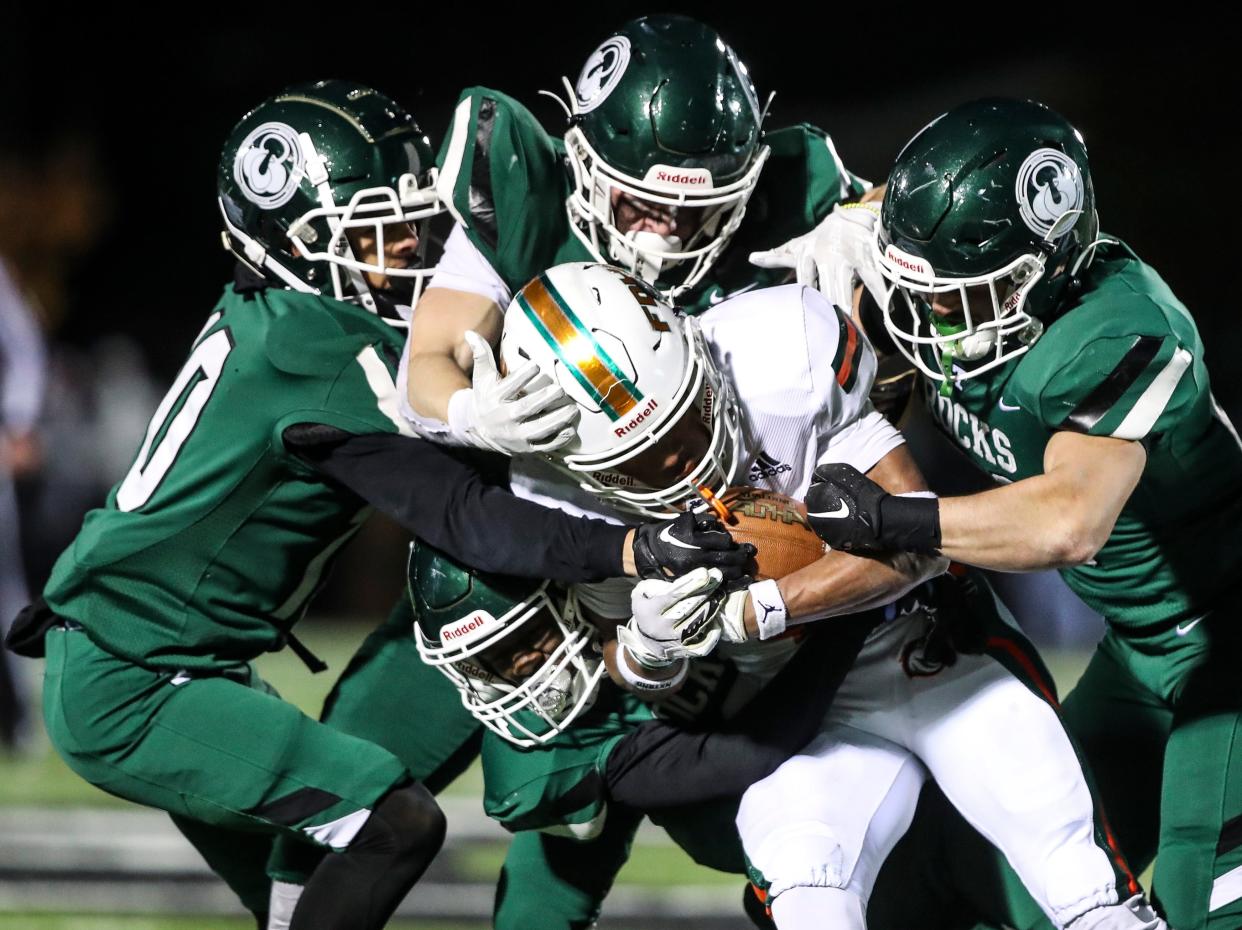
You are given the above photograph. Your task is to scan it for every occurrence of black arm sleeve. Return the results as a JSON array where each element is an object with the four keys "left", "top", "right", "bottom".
[
  {"left": 286, "top": 427, "right": 627, "bottom": 583},
  {"left": 602, "top": 613, "right": 877, "bottom": 810}
]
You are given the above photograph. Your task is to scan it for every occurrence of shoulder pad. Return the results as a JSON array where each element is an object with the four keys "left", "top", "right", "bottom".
[
  {"left": 436, "top": 87, "right": 566, "bottom": 260},
  {"left": 260, "top": 290, "right": 402, "bottom": 377}
]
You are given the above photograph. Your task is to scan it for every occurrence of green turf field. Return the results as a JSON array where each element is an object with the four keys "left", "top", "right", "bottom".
[
  {"left": 0, "top": 619, "right": 1095, "bottom": 808},
  {"left": 0, "top": 918, "right": 478, "bottom": 930}
]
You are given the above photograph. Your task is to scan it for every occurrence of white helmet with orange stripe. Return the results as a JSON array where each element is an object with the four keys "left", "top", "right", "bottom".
[{"left": 499, "top": 262, "right": 742, "bottom": 518}]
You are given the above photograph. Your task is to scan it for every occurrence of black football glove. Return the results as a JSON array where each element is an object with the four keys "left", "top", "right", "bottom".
[
  {"left": 632, "top": 510, "right": 756, "bottom": 581},
  {"left": 805, "top": 463, "right": 941, "bottom": 553}
]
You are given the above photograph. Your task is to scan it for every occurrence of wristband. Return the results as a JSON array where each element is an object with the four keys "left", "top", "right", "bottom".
[
  {"left": 446, "top": 388, "right": 481, "bottom": 447},
  {"left": 748, "top": 579, "right": 789, "bottom": 641},
  {"left": 879, "top": 492, "right": 942, "bottom": 551},
  {"left": 616, "top": 641, "right": 689, "bottom": 693}
]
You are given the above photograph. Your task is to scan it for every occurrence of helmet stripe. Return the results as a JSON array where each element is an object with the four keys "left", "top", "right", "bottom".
[{"left": 517, "top": 275, "right": 644, "bottom": 421}]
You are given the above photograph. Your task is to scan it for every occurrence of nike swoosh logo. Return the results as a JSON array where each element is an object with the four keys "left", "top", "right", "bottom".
[
  {"left": 658, "top": 524, "right": 700, "bottom": 550},
  {"left": 807, "top": 501, "right": 851, "bottom": 520},
  {"left": 708, "top": 282, "right": 759, "bottom": 305},
  {"left": 1176, "top": 617, "right": 1204, "bottom": 636},
  {"left": 997, "top": 398, "right": 1021, "bottom": 412}
]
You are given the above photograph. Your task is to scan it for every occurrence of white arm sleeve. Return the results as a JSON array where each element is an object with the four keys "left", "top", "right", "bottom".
[{"left": 426, "top": 222, "right": 511, "bottom": 308}]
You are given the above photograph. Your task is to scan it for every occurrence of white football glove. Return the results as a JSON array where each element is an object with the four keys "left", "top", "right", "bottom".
[
  {"left": 715, "top": 587, "right": 750, "bottom": 645},
  {"left": 627, "top": 567, "right": 726, "bottom": 661},
  {"left": 456, "top": 330, "right": 579, "bottom": 455},
  {"left": 749, "top": 202, "right": 887, "bottom": 312}
]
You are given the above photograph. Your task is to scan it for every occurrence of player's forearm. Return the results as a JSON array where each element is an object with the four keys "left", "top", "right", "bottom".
[
  {"left": 937, "top": 478, "right": 1110, "bottom": 570},
  {"left": 756, "top": 443, "right": 944, "bottom": 631},
  {"left": 404, "top": 287, "right": 501, "bottom": 420},
  {"left": 291, "top": 430, "right": 630, "bottom": 582},
  {"left": 937, "top": 433, "right": 1145, "bottom": 571},
  {"left": 753, "top": 549, "right": 946, "bottom": 634},
  {"left": 405, "top": 352, "right": 471, "bottom": 422}
]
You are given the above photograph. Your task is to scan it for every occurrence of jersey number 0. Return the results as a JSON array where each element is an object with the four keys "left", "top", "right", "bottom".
[{"left": 116, "top": 325, "right": 234, "bottom": 512}]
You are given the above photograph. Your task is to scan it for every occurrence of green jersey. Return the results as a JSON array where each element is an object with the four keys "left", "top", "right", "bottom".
[
  {"left": 435, "top": 87, "right": 865, "bottom": 315},
  {"left": 481, "top": 653, "right": 739, "bottom": 837},
  {"left": 921, "top": 242, "right": 1242, "bottom": 627},
  {"left": 44, "top": 285, "right": 411, "bottom": 669},
  {"left": 482, "top": 685, "right": 651, "bottom": 839}
]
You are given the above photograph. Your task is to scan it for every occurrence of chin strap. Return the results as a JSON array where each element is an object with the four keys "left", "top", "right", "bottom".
[{"left": 1070, "top": 236, "right": 1119, "bottom": 278}]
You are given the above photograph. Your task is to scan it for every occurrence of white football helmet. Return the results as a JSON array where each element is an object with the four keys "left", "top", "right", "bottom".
[{"left": 499, "top": 262, "right": 742, "bottom": 518}]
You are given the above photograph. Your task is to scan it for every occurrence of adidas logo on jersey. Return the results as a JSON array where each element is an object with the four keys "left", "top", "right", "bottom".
[{"left": 748, "top": 451, "right": 792, "bottom": 482}]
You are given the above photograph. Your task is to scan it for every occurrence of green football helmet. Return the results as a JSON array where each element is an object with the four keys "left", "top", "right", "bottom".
[
  {"left": 409, "top": 542, "right": 605, "bottom": 747},
  {"left": 875, "top": 98, "right": 1104, "bottom": 387},
  {"left": 560, "top": 14, "right": 769, "bottom": 294},
  {"left": 218, "top": 79, "right": 444, "bottom": 314}
]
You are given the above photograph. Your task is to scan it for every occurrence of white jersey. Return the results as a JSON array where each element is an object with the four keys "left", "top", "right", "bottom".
[
  {"left": 695, "top": 283, "right": 903, "bottom": 501},
  {"left": 718, "top": 298, "right": 1124, "bottom": 930},
  {"left": 506, "top": 283, "right": 903, "bottom": 687}
]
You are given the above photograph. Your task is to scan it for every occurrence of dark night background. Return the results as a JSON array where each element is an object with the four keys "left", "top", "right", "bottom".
[
  {"left": 1, "top": 12, "right": 1237, "bottom": 606},
  {"left": 2, "top": 13, "right": 1236, "bottom": 406}
]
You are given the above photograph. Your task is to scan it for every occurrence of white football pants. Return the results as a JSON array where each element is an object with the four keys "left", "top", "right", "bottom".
[{"left": 738, "top": 609, "right": 1119, "bottom": 929}]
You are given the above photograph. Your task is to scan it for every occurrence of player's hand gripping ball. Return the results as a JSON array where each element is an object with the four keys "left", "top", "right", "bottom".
[
  {"left": 715, "top": 487, "right": 827, "bottom": 578},
  {"left": 632, "top": 510, "right": 754, "bottom": 581},
  {"left": 804, "top": 463, "right": 888, "bottom": 551}
]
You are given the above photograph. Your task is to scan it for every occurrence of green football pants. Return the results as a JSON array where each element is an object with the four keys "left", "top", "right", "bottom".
[
  {"left": 43, "top": 625, "right": 410, "bottom": 917},
  {"left": 266, "top": 597, "right": 483, "bottom": 885},
  {"left": 1067, "top": 615, "right": 1242, "bottom": 929},
  {"left": 494, "top": 806, "right": 646, "bottom": 930}
]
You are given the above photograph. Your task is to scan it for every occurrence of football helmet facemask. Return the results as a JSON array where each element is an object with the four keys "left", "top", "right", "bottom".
[
  {"left": 410, "top": 541, "right": 605, "bottom": 748},
  {"left": 557, "top": 15, "right": 769, "bottom": 296},
  {"left": 875, "top": 98, "right": 1104, "bottom": 388},
  {"left": 500, "top": 262, "right": 742, "bottom": 519},
  {"left": 218, "top": 79, "right": 445, "bottom": 315}
]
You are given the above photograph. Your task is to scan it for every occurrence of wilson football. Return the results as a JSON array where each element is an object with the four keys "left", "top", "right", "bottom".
[{"left": 718, "top": 486, "right": 826, "bottom": 580}]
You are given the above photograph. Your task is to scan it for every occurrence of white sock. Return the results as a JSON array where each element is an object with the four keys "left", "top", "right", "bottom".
[
  {"left": 267, "top": 880, "right": 304, "bottom": 930},
  {"left": 771, "top": 886, "right": 866, "bottom": 930}
]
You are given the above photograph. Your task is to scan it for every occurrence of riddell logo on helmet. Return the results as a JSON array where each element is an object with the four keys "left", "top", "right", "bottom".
[
  {"left": 594, "top": 471, "right": 638, "bottom": 488},
  {"left": 441, "top": 610, "right": 497, "bottom": 643},
  {"left": 644, "top": 165, "right": 713, "bottom": 190},
  {"left": 885, "top": 246, "right": 934, "bottom": 279},
  {"left": 614, "top": 397, "right": 660, "bottom": 437}
]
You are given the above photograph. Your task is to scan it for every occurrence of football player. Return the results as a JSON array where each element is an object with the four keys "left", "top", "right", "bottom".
[
  {"left": 401, "top": 13, "right": 870, "bottom": 456},
  {"left": 16, "top": 81, "right": 745, "bottom": 930},
  {"left": 510, "top": 263, "right": 1165, "bottom": 930},
  {"left": 409, "top": 537, "right": 876, "bottom": 928},
  {"left": 797, "top": 98, "right": 1242, "bottom": 930}
]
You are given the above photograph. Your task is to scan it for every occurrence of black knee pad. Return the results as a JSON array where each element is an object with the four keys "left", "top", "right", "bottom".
[{"left": 351, "top": 781, "right": 446, "bottom": 861}]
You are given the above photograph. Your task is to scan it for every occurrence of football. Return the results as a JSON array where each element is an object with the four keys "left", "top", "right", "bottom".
[{"left": 717, "top": 486, "right": 826, "bottom": 580}]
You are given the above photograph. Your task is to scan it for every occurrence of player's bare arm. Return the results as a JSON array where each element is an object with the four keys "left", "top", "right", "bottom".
[
  {"left": 405, "top": 286, "right": 501, "bottom": 421},
  {"left": 806, "top": 430, "right": 1147, "bottom": 572},
  {"left": 738, "top": 443, "right": 947, "bottom": 639},
  {"left": 935, "top": 430, "right": 1146, "bottom": 570}
]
